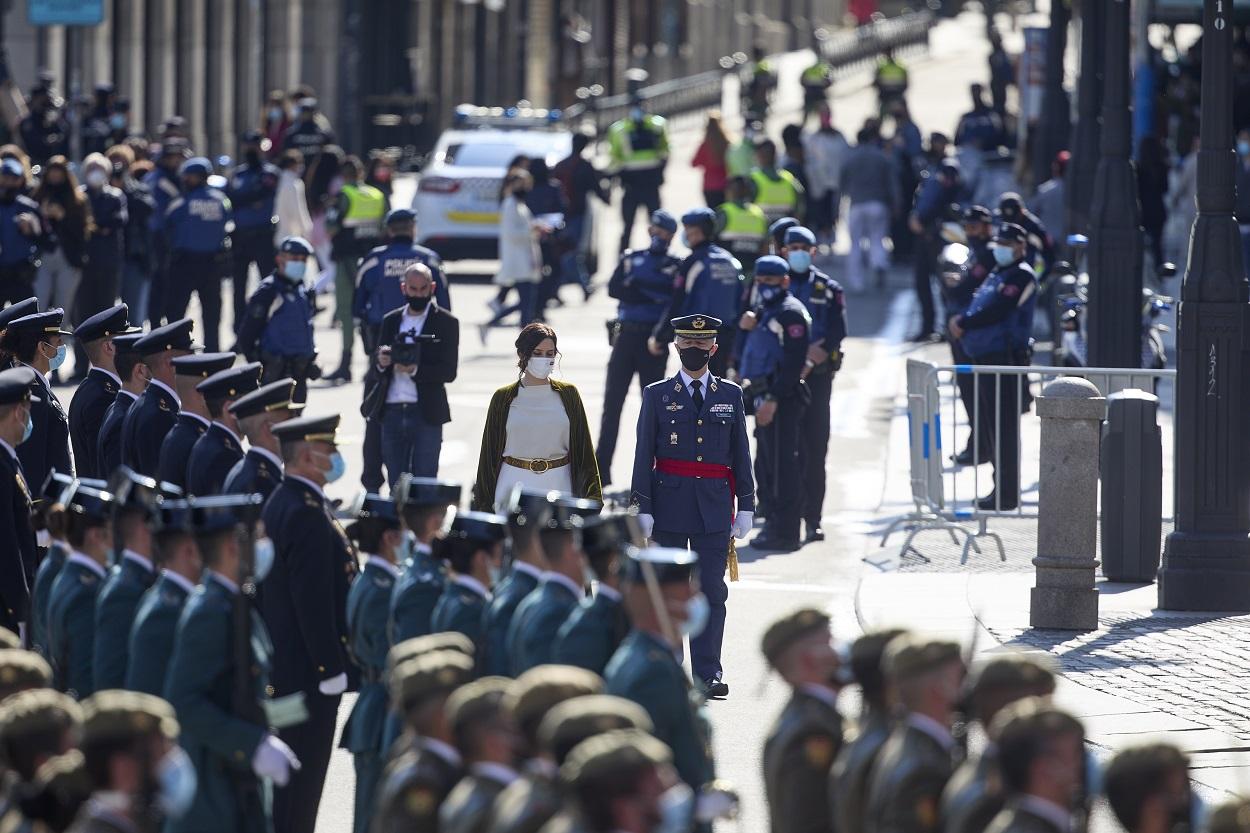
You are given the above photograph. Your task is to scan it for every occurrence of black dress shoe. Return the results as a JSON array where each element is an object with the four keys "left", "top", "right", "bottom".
[
  {"left": 750, "top": 533, "right": 801, "bottom": 552},
  {"left": 908, "top": 331, "right": 939, "bottom": 344},
  {"left": 805, "top": 524, "right": 825, "bottom": 543},
  {"left": 324, "top": 365, "right": 352, "bottom": 383},
  {"left": 976, "top": 493, "right": 1019, "bottom": 511},
  {"left": 703, "top": 679, "right": 729, "bottom": 698}
]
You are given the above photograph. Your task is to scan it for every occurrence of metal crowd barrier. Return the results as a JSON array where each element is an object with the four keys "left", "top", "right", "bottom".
[{"left": 881, "top": 360, "right": 1176, "bottom": 564}]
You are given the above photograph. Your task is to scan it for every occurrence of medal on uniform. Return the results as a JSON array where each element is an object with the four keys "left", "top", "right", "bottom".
[{"left": 670, "top": 432, "right": 678, "bottom": 445}]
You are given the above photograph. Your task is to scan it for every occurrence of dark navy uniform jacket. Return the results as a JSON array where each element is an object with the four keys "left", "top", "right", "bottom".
[
  {"left": 69, "top": 367, "right": 120, "bottom": 479},
  {"left": 164, "top": 185, "right": 232, "bottom": 254},
  {"left": 506, "top": 574, "right": 581, "bottom": 675},
  {"left": 143, "top": 167, "right": 182, "bottom": 235},
  {"left": 739, "top": 295, "right": 811, "bottom": 401},
  {"left": 237, "top": 275, "right": 316, "bottom": 360},
  {"left": 82, "top": 184, "right": 127, "bottom": 268},
  {"left": 224, "top": 448, "right": 284, "bottom": 502},
  {"left": 790, "top": 267, "right": 847, "bottom": 358},
  {"left": 0, "top": 194, "right": 43, "bottom": 268},
  {"left": 121, "top": 379, "right": 179, "bottom": 478},
  {"left": 91, "top": 551, "right": 156, "bottom": 691},
  {"left": 18, "top": 368, "right": 73, "bottom": 499},
  {"left": 552, "top": 588, "right": 629, "bottom": 674},
  {"left": 607, "top": 246, "right": 682, "bottom": 324},
  {"left": 388, "top": 545, "right": 446, "bottom": 646},
  {"left": 654, "top": 242, "right": 745, "bottom": 341},
  {"left": 959, "top": 260, "right": 1038, "bottom": 359},
  {"left": 430, "top": 575, "right": 489, "bottom": 649},
  {"left": 228, "top": 161, "right": 280, "bottom": 230},
  {"left": 0, "top": 443, "right": 33, "bottom": 628},
  {"left": 157, "top": 412, "right": 210, "bottom": 491},
  {"left": 185, "top": 422, "right": 244, "bottom": 496},
  {"left": 942, "top": 238, "right": 994, "bottom": 319},
  {"left": 47, "top": 553, "right": 106, "bottom": 698},
  {"left": 96, "top": 389, "right": 138, "bottom": 480},
  {"left": 480, "top": 563, "right": 541, "bottom": 677},
  {"left": 31, "top": 542, "right": 67, "bottom": 659},
  {"left": 630, "top": 372, "right": 755, "bottom": 535},
  {"left": 354, "top": 239, "right": 450, "bottom": 325},
  {"left": 125, "top": 571, "right": 194, "bottom": 695}
]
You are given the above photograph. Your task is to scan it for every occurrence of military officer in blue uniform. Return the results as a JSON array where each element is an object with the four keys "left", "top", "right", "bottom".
[
  {"left": 480, "top": 487, "right": 549, "bottom": 677},
  {"left": 31, "top": 469, "right": 76, "bottom": 658},
  {"left": 0, "top": 159, "right": 45, "bottom": 306},
  {"left": 95, "top": 331, "right": 146, "bottom": 479},
  {"left": 227, "top": 130, "right": 280, "bottom": 335},
  {"left": 430, "top": 509, "right": 509, "bottom": 650},
  {"left": 125, "top": 490, "right": 200, "bottom": 695},
  {"left": 165, "top": 493, "right": 299, "bottom": 833},
  {"left": 552, "top": 511, "right": 643, "bottom": 673},
  {"left": 782, "top": 226, "right": 848, "bottom": 543},
  {"left": 388, "top": 475, "right": 462, "bottom": 644},
  {"left": 651, "top": 209, "right": 747, "bottom": 377},
  {"left": 236, "top": 235, "right": 320, "bottom": 403},
  {"left": 46, "top": 479, "right": 115, "bottom": 697},
  {"left": 68, "top": 304, "right": 138, "bottom": 478},
  {"left": 630, "top": 313, "right": 755, "bottom": 697},
  {"left": 164, "top": 157, "right": 234, "bottom": 352},
  {"left": 157, "top": 351, "right": 238, "bottom": 490},
  {"left": 596, "top": 209, "right": 681, "bottom": 485},
  {"left": 224, "top": 377, "right": 299, "bottom": 501},
  {"left": 0, "top": 367, "right": 38, "bottom": 633},
  {"left": 260, "top": 413, "right": 357, "bottom": 833},
  {"left": 121, "top": 318, "right": 197, "bottom": 478},
  {"left": 341, "top": 491, "right": 404, "bottom": 833},
  {"left": 0, "top": 297, "right": 38, "bottom": 368},
  {"left": 144, "top": 139, "right": 190, "bottom": 327},
  {"left": 91, "top": 467, "right": 160, "bottom": 691},
  {"left": 737, "top": 256, "right": 811, "bottom": 551},
  {"left": 5, "top": 310, "right": 74, "bottom": 499},
  {"left": 948, "top": 222, "right": 1037, "bottom": 511},
  {"left": 185, "top": 361, "right": 263, "bottom": 495},
  {"left": 507, "top": 493, "right": 600, "bottom": 674}
]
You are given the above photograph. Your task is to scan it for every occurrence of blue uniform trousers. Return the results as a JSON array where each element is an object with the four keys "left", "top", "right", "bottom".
[
  {"left": 166, "top": 251, "right": 226, "bottom": 351},
  {"left": 381, "top": 403, "right": 443, "bottom": 484},
  {"left": 231, "top": 226, "right": 275, "bottom": 335},
  {"left": 653, "top": 529, "right": 729, "bottom": 684}
]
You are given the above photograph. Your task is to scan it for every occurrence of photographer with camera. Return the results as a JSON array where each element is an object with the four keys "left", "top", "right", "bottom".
[{"left": 362, "top": 262, "right": 459, "bottom": 485}]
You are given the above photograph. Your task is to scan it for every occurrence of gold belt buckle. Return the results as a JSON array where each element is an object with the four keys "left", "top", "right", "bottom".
[{"left": 528, "top": 458, "right": 550, "bottom": 474}]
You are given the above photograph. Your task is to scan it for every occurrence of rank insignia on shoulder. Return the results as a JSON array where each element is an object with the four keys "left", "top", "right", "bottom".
[
  {"left": 105, "top": 382, "right": 117, "bottom": 393},
  {"left": 709, "top": 381, "right": 718, "bottom": 392},
  {"left": 673, "top": 381, "right": 682, "bottom": 392},
  {"left": 159, "top": 400, "right": 171, "bottom": 412}
]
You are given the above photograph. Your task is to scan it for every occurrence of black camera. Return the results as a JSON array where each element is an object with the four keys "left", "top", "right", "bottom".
[{"left": 390, "top": 330, "right": 437, "bottom": 366}]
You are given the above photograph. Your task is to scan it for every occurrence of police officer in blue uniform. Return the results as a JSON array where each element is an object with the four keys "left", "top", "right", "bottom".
[
  {"left": 651, "top": 209, "right": 747, "bottom": 377},
  {"left": 164, "top": 157, "right": 234, "bottom": 351},
  {"left": 596, "top": 209, "right": 681, "bottom": 485},
  {"left": 948, "top": 222, "right": 1037, "bottom": 511},
  {"left": 157, "top": 351, "right": 238, "bottom": 490},
  {"left": 480, "top": 486, "right": 549, "bottom": 677},
  {"left": 227, "top": 130, "right": 280, "bottom": 335},
  {"left": 143, "top": 140, "right": 190, "bottom": 327},
  {"left": 945, "top": 206, "right": 995, "bottom": 467},
  {"left": 0, "top": 159, "right": 45, "bottom": 305},
  {"left": 782, "top": 227, "right": 847, "bottom": 543},
  {"left": 389, "top": 475, "right": 462, "bottom": 644},
  {"left": 76, "top": 154, "right": 129, "bottom": 378},
  {"left": 92, "top": 467, "right": 159, "bottom": 691},
  {"left": 121, "top": 318, "right": 196, "bottom": 478},
  {"left": 236, "top": 235, "right": 320, "bottom": 403},
  {"left": 908, "top": 159, "right": 963, "bottom": 342},
  {"left": 0, "top": 367, "right": 38, "bottom": 633},
  {"left": 224, "top": 377, "right": 299, "bottom": 501},
  {"left": 630, "top": 313, "right": 755, "bottom": 697},
  {"left": 68, "top": 304, "right": 137, "bottom": 479},
  {"left": 737, "top": 256, "right": 812, "bottom": 552},
  {"left": 5, "top": 309, "right": 74, "bottom": 498},
  {"left": 95, "top": 331, "right": 146, "bottom": 479},
  {"left": 260, "top": 413, "right": 358, "bottom": 833},
  {"left": 430, "top": 509, "right": 508, "bottom": 651},
  {"left": 185, "top": 362, "right": 263, "bottom": 495}
]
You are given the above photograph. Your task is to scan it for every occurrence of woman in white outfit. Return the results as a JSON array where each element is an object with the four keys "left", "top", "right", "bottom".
[{"left": 471, "top": 322, "right": 602, "bottom": 512}]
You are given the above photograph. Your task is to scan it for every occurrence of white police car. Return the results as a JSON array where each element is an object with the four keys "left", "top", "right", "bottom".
[{"left": 413, "top": 106, "right": 576, "bottom": 261}]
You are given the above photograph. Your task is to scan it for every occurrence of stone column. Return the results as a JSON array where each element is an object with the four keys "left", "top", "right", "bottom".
[
  {"left": 266, "top": 0, "right": 303, "bottom": 95},
  {"left": 1030, "top": 376, "right": 1105, "bottom": 631},
  {"left": 145, "top": 0, "right": 176, "bottom": 134},
  {"left": 205, "top": 0, "right": 236, "bottom": 156},
  {"left": 114, "top": 0, "right": 147, "bottom": 130},
  {"left": 234, "top": 0, "right": 263, "bottom": 146}
]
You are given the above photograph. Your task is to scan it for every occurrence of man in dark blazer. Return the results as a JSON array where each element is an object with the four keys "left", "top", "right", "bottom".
[
  {"left": 121, "top": 318, "right": 196, "bottom": 477},
  {"left": 363, "top": 262, "right": 458, "bottom": 485},
  {"left": 4, "top": 309, "right": 74, "bottom": 498},
  {"left": 68, "top": 304, "right": 137, "bottom": 478},
  {"left": 223, "top": 377, "right": 298, "bottom": 501},
  {"left": 184, "top": 362, "right": 262, "bottom": 495},
  {"left": 0, "top": 366, "right": 38, "bottom": 631},
  {"left": 95, "top": 332, "right": 147, "bottom": 480}
]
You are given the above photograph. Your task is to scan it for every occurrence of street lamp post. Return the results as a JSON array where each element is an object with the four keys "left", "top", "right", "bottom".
[
  {"left": 1065, "top": 0, "right": 1103, "bottom": 241},
  {"left": 1085, "top": 0, "right": 1142, "bottom": 369},
  {"left": 1159, "top": 0, "right": 1250, "bottom": 611}
]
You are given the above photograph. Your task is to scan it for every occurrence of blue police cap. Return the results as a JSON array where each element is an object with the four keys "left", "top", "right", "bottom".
[
  {"left": 650, "top": 210, "right": 677, "bottom": 234},
  {"left": 395, "top": 475, "right": 462, "bottom": 509},
  {"left": 64, "top": 480, "right": 116, "bottom": 523},
  {"left": 0, "top": 298, "right": 38, "bottom": 333},
  {"left": 505, "top": 486, "right": 555, "bottom": 529},
  {"left": 768, "top": 217, "right": 799, "bottom": 246},
  {"left": 188, "top": 493, "right": 264, "bottom": 536},
  {"left": 195, "top": 362, "right": 263, "bottom": 402},
  {"left": 271, "top": 413, "right": 340, "bottom": 446},
  {"left": 993, "top": 223, "right": 1028, "bottom": 245},
  {"left": 681, "top": 207, "right": 716, "bottom": 228},
  {"left": 133, "top": 318, "right": 196, "bottom": 356},
  {"left": 108, "top": 467, "right": 161, "bottom": 519},
  {"left": 38, "top": 469, "right": 76, "bottom": 506},
  {"left": 622, "top": 546, "right": 697, "bottom": 584},
  {"left": 385, "top": 208, "right": 417, "bottom": 226},
  {"left": 669, "top": 314, "right": 722, "bottom": 339},
  {"left": 446, "top": 510, "right": 508, "bottom": 545},
  {"left": 278, "top": 236, "right": 315, "bottom": 257},
  {"left": 179, "top": 157, "right": 212, "bottom": 178},
  {"left": 0, "top": 158, "right": 23, "bottom": 178},
  {"left": 582, "top": 512, "right": 646, "bottom": 558},
  {"left": 784, "top": 226, "right": 816, "bottom": 247},
  {"left": 229, "top": 378, "right": 300, "bottom": 420},
  {"left": 543, "top": 494, "right": 601, "bottom": 532},
  {"left": 349, "top": 491, "right": 401, "bottom": 525},
  {"left": 172, "top": 351, "right": 236, "bottom": 379},
  {"left": 0, "top": 367, "right": 35, "bottom": 406},
  {"left": 74, "top": 304, "right": 138, "bottom": 344},
  {"left": 753, "top": 255, "right": 789, "bottom": 277}
]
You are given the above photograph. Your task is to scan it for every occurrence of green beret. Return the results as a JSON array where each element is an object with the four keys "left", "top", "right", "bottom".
[
  {"left": 445, "top": 677, "right": 511, "bottom": 737},
  {"left": 31, "top": 749, "right": 91, "bottom": 810},
  {"left": 80, "top": 690, "right": 179, "bottom": 745},
  {"left": 0, "top": 648, "right": 52, "bottom": 693},
  {"left": 0, "top": 689, "right": 81, "bottom": 749},
  {"left": 968, "top": 654, "right": 1057, "bottom": 701},
  {"left": 560, "top": 728, "right": 672, "bottom": 788},
  {"left": 537, "top": 694, "right": 654, "bottom": 766},
  {"left": 761, "top": 607, "right": 831, "bottom": 668},
  {"left": 506, "top": 666, "right": 604, "bottom": 744},
  {"left": 390, "top": 651, "right": 474, "bottom": 712},
  {"left": 883, "top": 636, "right": 963, "bottom": 681},
  {"left": 1206, "top": 800, "right": 1250, "bottom": 833},
  {"left": 386, "top": 633, "right": 474, "bottom": 676},
  {"left": 0, "top": 628, "right": 20, "bottom": 650}
]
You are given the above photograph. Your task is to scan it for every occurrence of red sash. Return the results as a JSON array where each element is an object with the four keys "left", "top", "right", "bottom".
[{"left": 653, "top": 457, "right": 736, "bottom": 519}]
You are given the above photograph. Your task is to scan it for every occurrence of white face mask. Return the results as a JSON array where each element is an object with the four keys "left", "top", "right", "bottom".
[
  {"left": 527, "top": 356, "right": 555, "bottom": 379},
  {"left": 85, "top": 169, "right": 108, "bottom": 188}
]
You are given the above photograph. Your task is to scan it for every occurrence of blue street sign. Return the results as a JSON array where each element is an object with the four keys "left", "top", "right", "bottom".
[{"left": 28, "top": 0, "right": 104, "bottom": 26}]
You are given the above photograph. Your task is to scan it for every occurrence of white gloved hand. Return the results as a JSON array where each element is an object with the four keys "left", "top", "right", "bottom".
[
  {"left": 637, "top": 513, "right": 655, "bottom": 540},
  {"left": 731, "top": 511, "right": 753, "bottom": 539},
  {"left": 251, "top": 734, "right": 301, "bottom": 787},
  {"left": 318, "top": 672, "right": 348, "bottom": 696}
]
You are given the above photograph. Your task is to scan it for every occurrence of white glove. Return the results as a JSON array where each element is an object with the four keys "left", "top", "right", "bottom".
[
  {"left": 638, "top": 513, "right": 655, "bottom": 540},
  {"left": 251, "top": 734, "right": 301, "bottom": 786},
  {"left": 731, "top": 511, "right": 753, "bottom": 539},
  {"left": 318, "top": 672, "right": 348, "bottom": 696}
]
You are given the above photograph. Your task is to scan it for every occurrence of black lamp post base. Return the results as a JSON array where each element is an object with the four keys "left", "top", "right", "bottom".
[{"left": 1159, "top": 533, "right": 1250, "bottom": 611}]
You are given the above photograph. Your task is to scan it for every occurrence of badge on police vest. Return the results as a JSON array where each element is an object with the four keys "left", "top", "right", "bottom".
[{"left": 670, "top": 432, "right": 678, "bottom": 445}]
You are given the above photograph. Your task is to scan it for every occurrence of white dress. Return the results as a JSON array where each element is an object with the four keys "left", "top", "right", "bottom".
[{"left": 493, "top": 382, "right": 572, "bottom": 511}]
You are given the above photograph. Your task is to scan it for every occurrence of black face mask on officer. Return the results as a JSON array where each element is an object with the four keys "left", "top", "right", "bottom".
[{"left": 677, "top": 342, "right": 714, "bottom": 372}]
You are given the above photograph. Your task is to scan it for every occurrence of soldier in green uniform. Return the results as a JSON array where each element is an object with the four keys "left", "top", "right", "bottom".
[
  {"left": 30, "top": 469, "right": 75, "bottom": 661},
  {"left": 831, "top": 629, "right": 908, "bottom": 833},
  {"left": 0, "top": 688, "right": 81, "bottom": 804},
  {"left": 381, "top": 632, "right": 475, "bottom": 763},
  {"left": 761, "top": 607, "right": 844, "bottom": 833},
  {"left": 92, "top": 466, "right": 161, "bottom": 691},
  {"left": 562, "top": 729, "right": 691, "bottom": 833},
  {"left": 481, "top": 488, "right": 550, "bottom": 677},
  {"left": 864, "top": 637, "right": 965, "bottom": 833},
  {"left": 0, "top": 647, "right": 53, "bottom": 698},
  {"left": 941, "top": 656, "right": 1057, "bottom": 833},
  {"left": 164, "top": 494, "right": 300, "bottom": 833},
  {"left": 552, "top": 512, "right": 642, "bottom": 674},
  {"left": 125, "top": 492, "right": 202, "bottom": 695},
  {"left": 373, "top": 650, "right": 475, "bottom": 833},
  {"left": 389, "top": 475, "right": 462, "bottom": 644},
  {"left": 431, "top": 510, "right": 509, "bottom": 649},
  {"left": 340, "top": 491, "right": 404, "bottom": 833},
  {"left": 1103, "top": 743, "right": 1193, "bottom": 833},
  {"left": 440, "top": 677, "right": 518, "bottom": 833},
  {"left": 506, "top": 494, "right": 599, "bottom": 674},
  {"left": 46, "top": 481, "right": 115, "bottom": 699},
  {"left": 982, "top": 701, "right": 1085, "bottom": 833}
]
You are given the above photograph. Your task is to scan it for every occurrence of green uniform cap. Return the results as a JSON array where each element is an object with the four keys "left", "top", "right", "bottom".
[
  {"left": 0, "top": 627, "right": 20, "bottom": 650},
  {"left": 506, "top": 665, "right": 604, "bottom": 746},
  {"left": 390, "top": 650, "right": 475, "bottom": 711},
  {"left": 968, "top": 654, "right": 1057, "bottom": 701},
  {"left": 560, "top": 728, "right": 672, "bottom": 788},
  {"left": 80, "top": 690, "right": 179, "bottom": 745},
  {"left": 445, "top": 676, "right": 511, "bottom": 737},
  {"left": 0, "top": 648, "right": 52, "bottom": 693},
  {"left": 0, "top": 688, "right": 81, "bottom": 750},
  {"left": 538, "top": 694, "right": 654, "bottom": 765},
  {"left": 386, "top": 632, "right": 475, "bottom": 676},
  {"left": 883, "top": 636, "right": 962, "bottom": 681},
  {"left": 761, "top": 607, "right": 831, "bottom": 668}
]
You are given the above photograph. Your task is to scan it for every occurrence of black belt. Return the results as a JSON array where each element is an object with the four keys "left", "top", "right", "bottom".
[{"left": 386, "top": 401, "right": 420, "bottom": 409}]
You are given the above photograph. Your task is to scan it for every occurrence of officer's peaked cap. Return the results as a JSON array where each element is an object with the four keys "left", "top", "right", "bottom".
[
  {"left": 278, "top": 236, "right": 315, "bottom": 257},
  {"left": 0, "top": 298, "right": 38, "bottom": 332},
  {"left": 505, "top": 486, "right": 554, "bottom": 528},
  {"left": 229, "top": 378, "right": 299, "bottom": 419},
  {"left": 271, "top": 413, "right": 340, "bottom": 445},
  {"left": 561, "top": 729, "right": 672, "bottom": 788},
  {"left": 581, "top": 511, "right": 646, "bottom": 557},
  {"left": 507, "top": 665, "right": 604, "bottom": 744},
  {"left": 446, "top": 510, "right": 508, "bottom": 545},
  {"left": 784, "top": 226, "right": 816, "bottom": 247},
  {"left": 542, "top": 494, "right": 601, "bottom": 532},
  {"left": 179, "top": 157, "right": 212, "bottom": 177},
  {"left": 187, "top": 493, "right": 263, "bottom": 535},
  {"left": 348, "top": 491, "right": 400, "bottom": 526},
  {"left": 768, "top": 216, "right": 799, "bottom": 244},
  {"left": 0, "top": 367, "right": 36, "bottom": 406},
  {"left": 73, "top": 304, "right": 137, "bottom": 343},
  {"left": 884, "top": 635, "right": 963, "bottom": 681},
  {"left": 80, "top": 690, "right": 179, "bottom": 746},
  {"left": 386, "top": 633, "right": 474, "bottom": 677},
  {"left": 63, "top": 481, "right": 115, "bottom": 522},
  {"left": 133, "top": 318, "right": 196, "bottom": 356},
  {"left": 107, "top": 466, "right": 161, "bottom": 519},
  {"left": 681, "top": 207, "right": 716, "bottom": 227},
  {"left": 622, "top": 546, "right": 697, "bottom": 584},
  {"left": 753, "top": 255, "right": 789, "bottom": 277},
  {"left": 649, "top": 210, "right": 677, "bottom": 233},
  {"left": 538, "top": 694, "right": 653, "bottom": 765},
  {"left": 993, "top": 223, "right": 1028, "bottom": 245},
  {"left": 172, "top": 351, "right": 236, "bottom": 379},
  {"left": 670, "top": 314, "right": 722, "bottom": 338},
  {"left": 195, "top": 362, "right": 262, "bottom": 401},
  {"left": 385, "top": 208, "right": 417, "bottom": 226},
  {"left": 395, "top": 475, "right": 462, "bottom": 509}
]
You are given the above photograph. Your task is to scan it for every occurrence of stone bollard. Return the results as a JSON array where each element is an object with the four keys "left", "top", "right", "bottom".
[{"left": 1030, "top": 376, "right": 1106, "bottom": 630}]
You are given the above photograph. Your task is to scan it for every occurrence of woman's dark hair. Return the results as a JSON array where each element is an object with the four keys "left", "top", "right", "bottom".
[
  {"left": 499, "top": 155, "right": 530, "bottom": 201},
  {"left": 528, "top": 157, "right": 550, "bottom": 183},
  {"left": 305, "top": 144, "right": 345, "bottom": 208},
  {"left": 34, "top": 156, "right": 94, "bottom": 235},
  {"left": 515, "top": 323, "right": 558, "bottom": 371}
]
